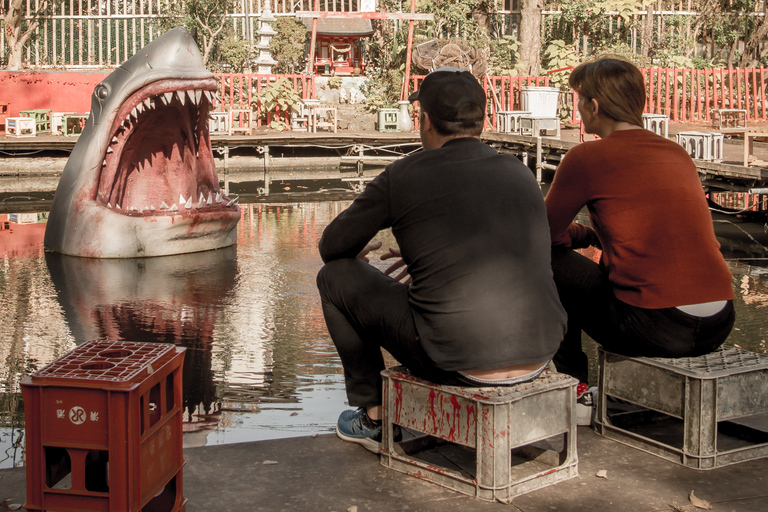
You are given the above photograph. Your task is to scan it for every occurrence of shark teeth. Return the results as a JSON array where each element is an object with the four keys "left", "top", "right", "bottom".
[
  {"left": 119, "top": 88, "right": 214, "bottom": 128},
  {"left": 105, "top": 190, "right": 235, "bottom": 214}
]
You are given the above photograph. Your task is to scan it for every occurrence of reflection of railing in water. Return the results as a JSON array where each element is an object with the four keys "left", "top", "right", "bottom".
[{"left": 710, "top": 191, "right": 768, "bottom": 214}]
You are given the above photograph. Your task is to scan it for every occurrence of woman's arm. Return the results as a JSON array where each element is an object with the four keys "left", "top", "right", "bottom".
[{"left": 545, "top": 145, "right": 595, "bottom": 248}]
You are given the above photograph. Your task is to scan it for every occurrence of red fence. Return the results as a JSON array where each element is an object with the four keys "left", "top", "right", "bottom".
[
  {"left": 643, "top": 68, "right": 768, "bottom": 123},
  {"left": 214, "top": 73, "right": 315, "bottom": 128},
  {"left": 2, "top": 68, "right": 764, "bottom": 131},
  {"left": 406, "top": 75, "right": 552, "bottom": 130}
]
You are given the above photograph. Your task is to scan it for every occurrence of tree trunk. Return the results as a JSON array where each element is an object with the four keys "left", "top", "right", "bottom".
[
  {"left": 4, "top": 0, "right": 50, "bottom": 70},
  {"left": 519, "top": 0, "right": 543, "bottom": 76},
  {"left": 4, "top": 0, "right": 26, "bottom": 70},
  {"left": 738, "top": 6, "right": 768, "bottom": 68},
  {"left": 640, "top": 4, "right": 654, "bottom": 57},
  {"left": 726, "top": 37, "right": 738, "bottom": 68}
]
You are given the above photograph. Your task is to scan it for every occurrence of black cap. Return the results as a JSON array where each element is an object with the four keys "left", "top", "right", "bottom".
[{"left": 408, "top": 67, "right": 486, "bottom": 123}]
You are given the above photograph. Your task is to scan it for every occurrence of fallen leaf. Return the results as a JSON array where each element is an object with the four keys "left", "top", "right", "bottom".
[
  {"left": 1, "top": 499, "right": 22, "bottom": 511},
  {"left": 347, "top": 507, "right": 358, "bottom": 512},
  {"left": 689, "top": 490, "right": 712, "bottom": 510},
  {"left": 669, "top": 501, "right": 684, "bottom": 512},
  {"left": 595, "top": 469, "right": 608, "bottom": 479},
  {"left": 262, "top": 460, "right": 278, "bottom": 465}
]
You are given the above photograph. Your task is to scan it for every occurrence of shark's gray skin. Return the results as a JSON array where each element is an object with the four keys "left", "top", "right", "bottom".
[{"left": 44, "top": 27, "right": 240, "bottom": 258}]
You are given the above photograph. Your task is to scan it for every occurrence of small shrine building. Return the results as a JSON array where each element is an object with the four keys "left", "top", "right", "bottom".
[{"left": 302, "top": 18, "right": 374, "bottom": 76}]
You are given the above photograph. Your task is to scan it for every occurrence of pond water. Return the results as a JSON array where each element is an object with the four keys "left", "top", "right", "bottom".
[{"left": 1, "top": 197, "right": 767, "bottom": 469}]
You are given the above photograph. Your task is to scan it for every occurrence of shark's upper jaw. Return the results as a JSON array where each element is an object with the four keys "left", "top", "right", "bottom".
[{"left": 96, "top": 77, "right": 237, "bottom": 215}]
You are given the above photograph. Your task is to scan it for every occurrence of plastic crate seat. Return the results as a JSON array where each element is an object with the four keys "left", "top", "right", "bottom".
[
  {"left": 21, "top": 340, "right": 187, "bottom": 511},
  {"left": 642, "top": 113, "right": 669, "bottom": 138},
  {"left": 595, "top": 346, "right": 768, "bottom": 469},
  {"left": 496, "top": 110, "right": 531, "bottom": 134},
  {"left": 19, "top": 109, "right": 52, "bottom": 133},
  {"left": 6, "top": 117, "right": 36, "bottom": 137},
  {"left": 381, "top": 367, "right": 578, "bottom": 503}
]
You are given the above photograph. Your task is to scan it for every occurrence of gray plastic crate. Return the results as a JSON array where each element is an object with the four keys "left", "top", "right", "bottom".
[
  {"left": 381, "top": 367, "right": 578, "bottom": 503},
  {"left": 595, "top": 346, "right": 768, "bottom": 469}
]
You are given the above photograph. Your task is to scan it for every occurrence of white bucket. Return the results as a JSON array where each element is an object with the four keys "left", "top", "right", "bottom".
[{"left": 520, "top": 86, "right": 560, "bottom": 117}]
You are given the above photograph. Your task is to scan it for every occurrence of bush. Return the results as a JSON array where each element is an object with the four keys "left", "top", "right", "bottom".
[{"left": 270, "top": 17, "right": 309, "bottom": 74}]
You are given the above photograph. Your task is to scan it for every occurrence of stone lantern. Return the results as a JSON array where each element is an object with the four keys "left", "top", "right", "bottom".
[{"left": 254, "top": 0, "right": 278, "bottom": 74}]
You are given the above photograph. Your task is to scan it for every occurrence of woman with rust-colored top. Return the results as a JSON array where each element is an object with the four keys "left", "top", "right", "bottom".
[{"left": 546, "top": 59, "right": 735, "bottom": 422}]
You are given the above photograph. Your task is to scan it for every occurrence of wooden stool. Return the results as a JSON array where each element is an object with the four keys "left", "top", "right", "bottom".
[
  {"left": 595, "top": 347, "right": 768, "bottom": 469},
  {"left": 381, "top": 367, "right": 578, "bottom": 503},
  {"left": 228, "top": 109, "right": 253, "bottom": 135},
  {"left": 744, "top": 127, "right": 768, "bottom": 166}
]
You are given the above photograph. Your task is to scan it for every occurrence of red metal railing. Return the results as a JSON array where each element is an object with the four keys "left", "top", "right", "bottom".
[
  {"left": 406, "top": 75, "right": 551, "bottom": 130},
  {"left": 643, "top": 68, "right": 767, "bottom": 123},
  {"left": 212, "top": 68, "right": 766, "bottom": 130},
  {"left": 213, "top": 73, "right": 315, "bottom": 128}
]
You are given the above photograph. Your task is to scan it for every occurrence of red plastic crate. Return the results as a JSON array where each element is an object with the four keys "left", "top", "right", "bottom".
[{"left": 21, "top": 340, "right": 187, "bottom": 512}]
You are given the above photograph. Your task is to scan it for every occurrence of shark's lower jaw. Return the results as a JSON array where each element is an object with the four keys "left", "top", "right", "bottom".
[{"left": 96, "top": 78, "right": 239, "bottom": 216}]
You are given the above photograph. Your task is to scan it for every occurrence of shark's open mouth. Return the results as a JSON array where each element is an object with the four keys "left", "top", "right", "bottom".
[{"left": 97, "top": 78, "right": 237, "bottom": 215}]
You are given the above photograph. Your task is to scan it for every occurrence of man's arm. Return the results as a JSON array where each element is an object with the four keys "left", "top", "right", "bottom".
[{"left": 319, "top": 172, "right": 393, "bottom": 263}]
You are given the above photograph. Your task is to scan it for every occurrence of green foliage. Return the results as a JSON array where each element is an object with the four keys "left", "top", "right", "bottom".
[
  {"left": 327, "top": 77, "right": 343, "bottom": 90},
  {"left": 253, "top": 78, "right": 303, "bottom": 131},
  {"left": 542, "top": 40, "right": 580, "bottom": 119},
  {"left": 592, "top": 43, "right": 651, "bottom": 68},
  {"left": 270, "top": 17, "right": 308, "bottom": 74},
  {"left": 419, "top": 0, "right": 475, "bottom": 36},
  {"left": 487, "top": 35, "right": 521, "bottom": 76},
  {"left": 162, "top": 0, "right": 237, "bottom": 66},
  {"left": 360, "top": 67, "right": 403, "bottom": 114},
  {"left": 216, "top": 35, "right": 252, "bottom": 72},
  {"left": 550, "top": 0, "right": 643, "bottom": 55},
  {"left": 542, "top": 40, "right": 580, "bottom": 89}
]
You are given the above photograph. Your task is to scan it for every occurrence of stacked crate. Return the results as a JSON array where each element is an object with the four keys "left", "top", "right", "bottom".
[{"left": 21, "top": 340, "right": 187, "bottom": 512}]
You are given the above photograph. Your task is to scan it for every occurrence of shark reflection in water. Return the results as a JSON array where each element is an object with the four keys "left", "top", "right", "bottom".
[{"left": 45, "top": 247, "right": 237, "bottom": 430}]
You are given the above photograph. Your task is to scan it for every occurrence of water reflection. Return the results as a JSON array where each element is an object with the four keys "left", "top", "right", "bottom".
[
  {"left": 45, "top": 248, "right": 237, "bottom": 434},
  {"left": 1, "top": 200, "right": 767, "bottom": 469}
]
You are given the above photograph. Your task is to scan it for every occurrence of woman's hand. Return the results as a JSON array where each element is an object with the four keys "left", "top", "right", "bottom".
[{"left": 381, "top": 247, "right": 411, "bottom": 284}]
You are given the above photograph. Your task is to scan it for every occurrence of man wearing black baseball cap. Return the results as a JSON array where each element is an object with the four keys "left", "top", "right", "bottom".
[{"left": 317, "top": 67, "right": 566, "bottom": 453}]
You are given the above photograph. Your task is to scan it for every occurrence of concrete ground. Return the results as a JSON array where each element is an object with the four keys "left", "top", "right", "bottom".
[{"left": 1, "top": 426, "right": 766, "bottom": 512}]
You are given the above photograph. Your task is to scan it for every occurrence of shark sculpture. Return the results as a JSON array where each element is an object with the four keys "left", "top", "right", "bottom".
[{"left": 44, "top": 27, "right": 240, "bottom": 258}]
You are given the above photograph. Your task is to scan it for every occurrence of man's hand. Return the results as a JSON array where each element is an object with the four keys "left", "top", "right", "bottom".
[
  {"left": 381, "top": 247, "right": 411, "bottom": 284},
  {"left": 357, "top": 240, "right": 382, "bottom": 262}
]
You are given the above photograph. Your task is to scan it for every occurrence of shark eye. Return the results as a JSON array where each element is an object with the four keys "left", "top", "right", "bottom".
[{"left": 95, "top": 84, "right": 109, "bottom": 100}]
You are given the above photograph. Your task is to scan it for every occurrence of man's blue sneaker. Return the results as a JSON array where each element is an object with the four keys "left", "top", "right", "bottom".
[{"left": 336, "top": 407, "right": 382, "bottom": 453}]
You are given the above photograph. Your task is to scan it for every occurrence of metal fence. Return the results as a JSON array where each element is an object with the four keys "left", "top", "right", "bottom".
[{"left": 0, "top": 0, "right": 365, "bottom": 68}]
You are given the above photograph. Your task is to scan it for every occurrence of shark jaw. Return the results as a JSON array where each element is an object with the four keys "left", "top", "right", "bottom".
[{"left": 98, "top": 78, "right": 238, "bottom": 217}]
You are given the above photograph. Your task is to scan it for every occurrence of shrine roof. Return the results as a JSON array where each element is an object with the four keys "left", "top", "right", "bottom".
[{"left": 303, "top": 18, "right": 374, "bottom": 37}]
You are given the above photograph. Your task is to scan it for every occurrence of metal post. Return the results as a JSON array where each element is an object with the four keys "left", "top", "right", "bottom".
[
  {"left": 258, "top": 145, "right": 270, "bottom": 196},
  {"left": 308, "top": 0, "right": 319, "bottom": 75},
  {"left": 401, "top": 0, "right": 416, "bottom": 101},
  {"left": 536, "top": 136, "right": 543, "bottom": 183}
]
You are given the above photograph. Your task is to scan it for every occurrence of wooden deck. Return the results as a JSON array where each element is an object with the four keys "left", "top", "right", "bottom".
[{"left": 1, "top": 128, "right": 766, "bottom": 192}]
